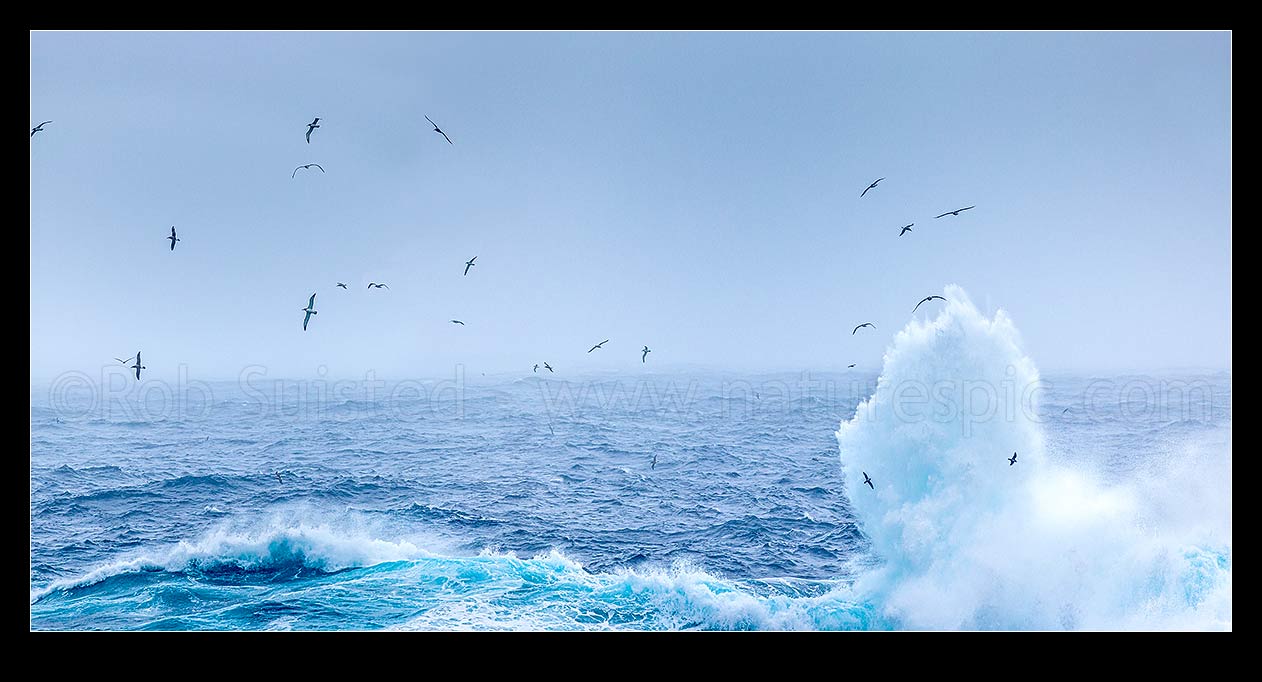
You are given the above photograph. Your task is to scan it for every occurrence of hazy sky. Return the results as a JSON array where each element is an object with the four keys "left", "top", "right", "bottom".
[{"left": 30, "top": 31, "right": 1231, "bottom": 382}]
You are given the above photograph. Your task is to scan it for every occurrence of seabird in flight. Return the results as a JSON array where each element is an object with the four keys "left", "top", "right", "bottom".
[
  {"left": 862, "top": 471, "right": 873, "bottom": 489},
  {"left": 30, "top": 121, "right": 52, "bottom": 137},
  {"left": 588, "top": 340, "right": 609, "bottom": 353},
  {"left": 292, "top": 163, "right": 325, "bottom": 178},
  {"left": 305, "top": 117, "right": 320, "bottom": 143},
  {"left": 114, "top": 356, "right": 134, "bottom": 365},
  {"left": 336, "top": 282, "right": 348, "bottom": 289},
  {"left": 934, "top": 206, "right": 975, "bottom": 219},
  {"left": 651, "top": 454, "right": 658, "bottom": 470},
  {"left": 301, "top": 293, "right": 317, "bottom": 331},
  {"left": 168, "top": 226, "right": 180, "bottom": 251},
  {"left": 451, "top": 320, "right": 465, "bottom": 325},
  {"left": 642, "top": 345, "right": 651, "bottom": 363},
  {"left": 912, "top": 295, "right": 948, "bottom": 313},
  {"left": 543, "top": 362, "right": 554, "bottom": 373},
  {"left": 464, "top": 256, "right": 477, "bottom": 276},
  {"left": 275, "top": 472, "right": 284, "bottom": 484},
  {"left": 368, "top": 282, "right": 389, "bottom": 289},
  {"left": 848, "top": 364, "right": 856, "bottom": 368},
  {"left": 425, "top": 115, "right": 452, "bottom": 145},
  {"left": 1008, "top": 452, "right": 1018, "bottom": 466},
  {"left": 899, "top": 224, "right": 913, "bottom": 236},
  {"left": 860, "top": 177, "right": 884, "bottom": 198},
  {"left": 852, "top": 323, "right": 875, "bottom": 335},
  {"left": 533, "top": 364, "right": 539, "bottom": 372},
  {"left": 130, "top": 352, "right": 146, "bottom": 380}
]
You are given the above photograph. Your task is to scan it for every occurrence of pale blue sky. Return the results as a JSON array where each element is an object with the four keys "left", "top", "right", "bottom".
[{"left": 30, "top": 31, "right": 1231, "bottom": 382}]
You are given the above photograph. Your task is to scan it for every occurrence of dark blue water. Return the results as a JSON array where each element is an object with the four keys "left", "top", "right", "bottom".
[{"left": 29, "top": 361, "right": 1232, "bottom": 630}]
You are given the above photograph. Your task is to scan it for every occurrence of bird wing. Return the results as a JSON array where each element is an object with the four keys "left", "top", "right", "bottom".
[
  {"left": 308, "top": 293, "right": 317, "bottom": 308},
  {"left": 464, "top": 263, "right": 471, "bottom": 276},
  {"left": 912, "top": 298, "right": 929, "bottom": 312},
  {"left": 934, "top": 212, "right": 950, "bottom": 219},
  {"left": 312, "top": 164, "right": 325, "bottom": 173},
  {"left": 440, "top": 130, "right": 452, "bottom": 145},
  {"left": 306, "top": 128, "right": 312, "bottom": 143},
  {"left": 960, "top": 206, "right": 975, "bottom": 212},
  {"left": 303, "top": 310, "right": 312, "bottom": 330},
  {"left": 292, "top": 167, "right": 300, "bottom": 178},
  {"left": 425, "top": 115, "right": 437, "bottom": 128}
]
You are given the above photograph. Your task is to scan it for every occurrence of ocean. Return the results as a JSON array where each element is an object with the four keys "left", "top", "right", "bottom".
[{"left": 29, "top": 288, "right": 1232, "bottom": 630}]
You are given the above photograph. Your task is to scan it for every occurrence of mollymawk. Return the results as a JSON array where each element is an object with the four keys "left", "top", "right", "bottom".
[
  {"left": 425, "top": 115, "right": 452, "bottom": 145},
  {"left": 301, "top": 293, "right": 317, "bottom": 331},
  {"left": 130, "top": 352, "right": 146, "bottom": 380},
  {"left": 912, "top": 295, "right": 947, "bottom": 313},
  {"left": 933, "top": 206, "right": 975, "bottom": 219},
  {"left": 292, "top": 163, "right": 325, "bottom": 178},
  {"left": 861, "top": 177, "right": 884, "bottom": 198}
]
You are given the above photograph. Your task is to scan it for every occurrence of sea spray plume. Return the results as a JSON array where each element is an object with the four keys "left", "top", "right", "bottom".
[{"left": 836, "top": 285, "right": 1231, "bottom": 630}]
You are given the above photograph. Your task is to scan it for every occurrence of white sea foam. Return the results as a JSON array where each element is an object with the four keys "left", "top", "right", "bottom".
[{"left": 836, "top": 285, "right": 1231, "bottom": 630}]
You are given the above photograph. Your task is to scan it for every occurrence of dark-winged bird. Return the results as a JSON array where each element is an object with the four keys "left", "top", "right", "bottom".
[
  {"left": 860, "top": 177, "right": 884, "bottom": 198},
  {"left": 275, "top": 472, "right": 283, "bottom": 484},
  {"left": 168, "top": 226, "right": 180, "bottom": 251},
  {"left": 336, "top": 282, "right": 348, "bottom": 289},
  {"left": 425, "top": 115, "right": 452, "bottom": 145},
  {"left": 848, "top": 364, "right": 856, "bottom": 368},
  {"left": 852, "top": 323, "right": 875, "bottom": 335},
  {"left": 1008, "top": 452, "right": 1018, "bottom": 466},
  {"left": 368, "top": 282, "right": 389, "bottom": 289},
  {"left": 862, "top": 471, "right": 873, "bottom": 489},
  {"left": 899, "top": 224, "right": 914, "bottom": 236},
  {"left": 533, "top": 364, "right": 539, "bottom": 373},
  {"left": 114, "top": 356, "right": 134, "bottom": 365},
  {"left": 544, "top": 362, "right": 554, "bottom": 373},
  {"left": 301, "top": 293, "right": 317, "bottom": 331},
  {"left": 464, "top": 256, "right": 477, "bottom": 276},
  {"left": 588, "top": 340, "right": 609, "bottom": 353},
  {"left": 934, "top": 206, "right": 975, "bottom": 219},
  {"left": 130, "top": 352, "right": 146, "bottom": 380},
  {"left": 912, "top": 295, "right": 948, "bottom": 313},
  {"left": 305, "top": 118, "right": 320, "bottom": 144},
  {"left": 651, "top": 454, "right": 658, "bottom": 470},
  {"left": 451, "top": 320, "right": 465, "bottom": 325},
  {"left": 292, "top": 163, "right": 325, "bottom": 178},
  {"left": 642, "top": 345, "right": 651, "bottom": 363},
  {"left": 31, "top": 121, "right": 52, "bottom": 137}
]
